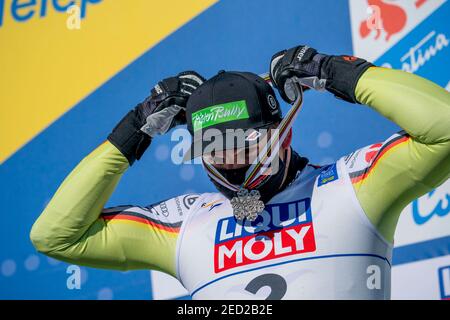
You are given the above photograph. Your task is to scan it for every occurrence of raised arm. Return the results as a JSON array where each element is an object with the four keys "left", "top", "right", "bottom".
[
  {"left": 30, "top": 71, "right": 205, "bottom": 275},
  {"left": 348, "top": 67, "right": 450, "bottom": 242},
  {"left": 269, "top": 45, "right": 450, "bottom": 243},
  {"left": 30, "top": 141, "right": 197, "bottom": 275}
]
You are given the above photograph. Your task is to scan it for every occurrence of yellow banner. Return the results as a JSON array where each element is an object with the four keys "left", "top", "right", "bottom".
[{"left": 0, "top": 0, "right": 216, "bottom": 163}]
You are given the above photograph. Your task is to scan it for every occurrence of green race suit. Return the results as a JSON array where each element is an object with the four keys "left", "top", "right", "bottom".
[{"left": 30, "top": 67, "right": 450, "bottom": 278}]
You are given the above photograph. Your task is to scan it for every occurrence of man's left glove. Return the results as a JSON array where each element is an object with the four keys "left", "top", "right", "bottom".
[
  {"left": 270, "top": 45, "right": 374, "bottom": 104},
  {"left": 108, "top": 71, "right": 205, "bottom": 165}
]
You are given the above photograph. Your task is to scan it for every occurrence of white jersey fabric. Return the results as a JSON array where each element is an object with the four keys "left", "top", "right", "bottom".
[{"left": 176, "top": 156, "right": 392, "bottom": 299}]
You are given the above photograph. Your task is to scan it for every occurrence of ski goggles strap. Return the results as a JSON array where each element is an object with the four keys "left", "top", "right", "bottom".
[{"left": 242, "top": 86, "right": 303, "bottom": 188}]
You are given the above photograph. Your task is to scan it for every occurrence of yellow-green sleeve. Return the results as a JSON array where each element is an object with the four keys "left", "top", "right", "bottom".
[
  {"left": 30, "top": 141, "right": 196, "bottom": 276},
  {"left": 347, "top": 67, "right": 450, "bottom": 242}
]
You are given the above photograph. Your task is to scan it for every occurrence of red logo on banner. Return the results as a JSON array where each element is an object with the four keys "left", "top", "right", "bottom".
[
  {"left": 359, "top": 0, "right": 408, "bottom": 41},
  {"left": 415, "top": 0, "right": 427, "bottom": 9}
]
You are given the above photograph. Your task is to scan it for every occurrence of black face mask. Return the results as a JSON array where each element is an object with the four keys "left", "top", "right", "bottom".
[
  {"left": 218, "top": 165, "right": 250, "bottom": 185},
  {"left": 208, "top": 149, "right": 307, "bottom": 204}
]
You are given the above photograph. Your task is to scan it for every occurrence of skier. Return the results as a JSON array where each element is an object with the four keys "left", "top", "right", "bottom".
[{"left": 30, "top": 45, "right": 450, "bottom": 299}]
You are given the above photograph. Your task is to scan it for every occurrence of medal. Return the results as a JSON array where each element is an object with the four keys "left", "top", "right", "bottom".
[{"left": 230, "top": 188, "right": 265, "bottom": 221}]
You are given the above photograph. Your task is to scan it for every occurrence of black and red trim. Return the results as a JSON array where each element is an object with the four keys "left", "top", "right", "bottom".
[
  {"left": 101, "top": 210, "right": 182, "bottom": 233},
  {"left": 350, "top": 132, "right": 410, "bottom": 184}
]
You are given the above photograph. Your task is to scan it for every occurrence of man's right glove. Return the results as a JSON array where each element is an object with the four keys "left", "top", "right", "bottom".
[
  {"left": 108, "top": 71, "right": 205, "bottom": 165},
  {"left": 270, "top": 45, "right": 374, "bottom": 104}
]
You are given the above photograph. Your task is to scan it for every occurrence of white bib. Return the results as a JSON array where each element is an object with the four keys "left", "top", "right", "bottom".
[{"left": 176, "top": 157, "right": 392, "bottom": 299}]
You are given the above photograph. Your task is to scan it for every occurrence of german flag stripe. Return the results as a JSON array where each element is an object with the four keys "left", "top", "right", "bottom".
[
  {"left": 102, "top": 211, "right": 182, "bottom": 233},
  {"left": 350, "top": 133, "right": 410, "bottom": 184}
]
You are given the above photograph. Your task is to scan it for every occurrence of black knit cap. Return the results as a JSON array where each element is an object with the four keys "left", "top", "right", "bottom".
[{"left": 183, "top": 70, "right": 282, "bottom": 161}]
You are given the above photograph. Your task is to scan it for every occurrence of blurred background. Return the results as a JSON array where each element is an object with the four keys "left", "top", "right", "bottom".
[{"left": 0, "top": 0, "right": 449, "bottom": 299}]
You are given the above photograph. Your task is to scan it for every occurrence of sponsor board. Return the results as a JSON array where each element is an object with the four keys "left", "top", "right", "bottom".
[
  {"left": 394, "top": 180, "right": 450, "bottom": 247},
  {"left": 349, "top": 0, "right": 446, "bottom": 61},
  {"left": 350, "top": 0, "right": 450, "bottom": 300},
  {"left": 214, "top": 198, "right": 316, "bottom": 273}
]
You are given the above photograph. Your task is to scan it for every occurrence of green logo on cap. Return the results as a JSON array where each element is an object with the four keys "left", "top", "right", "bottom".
[{"left": 192, "top": 100, "right": 249, "bottom": 132}]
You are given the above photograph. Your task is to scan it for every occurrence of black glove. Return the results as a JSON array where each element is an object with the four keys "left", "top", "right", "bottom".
[
  {"left": 270, "top": 45, "right": 374, "bottom": 103},
  {"left": 108, "top": 71, "right": 205, "bottom": 165}
]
